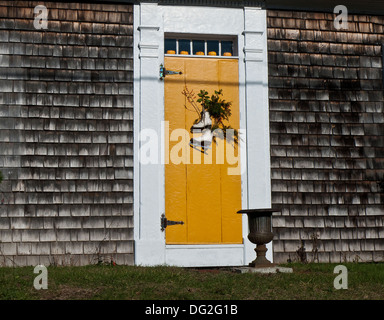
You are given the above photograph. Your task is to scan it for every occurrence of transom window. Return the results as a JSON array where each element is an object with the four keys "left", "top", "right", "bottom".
[{"left": 164, "top": 35, "right": 238, "bottom": 58}]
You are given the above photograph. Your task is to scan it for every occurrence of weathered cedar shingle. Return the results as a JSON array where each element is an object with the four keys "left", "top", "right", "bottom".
[
  {"left": 0, "top": 1, "right": 134, "bottom": 266},
  {"left": 268, "top": 10, "right": 384, "bottom": 264}
]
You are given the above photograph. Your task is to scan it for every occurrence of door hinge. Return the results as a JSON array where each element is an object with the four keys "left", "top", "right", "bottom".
[
  {"left": 160, "top": 64, "right": 183, "bottom": 80},
  {"left": 161, "top": 213, "right": 184, "bottom": 231}
]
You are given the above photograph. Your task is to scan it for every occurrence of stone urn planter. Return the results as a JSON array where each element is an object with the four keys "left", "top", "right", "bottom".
[{"left": 237, "top": 209, "right": 279, "bottom": 267}]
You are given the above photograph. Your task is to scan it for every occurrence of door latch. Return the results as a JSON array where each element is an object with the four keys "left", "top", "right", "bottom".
[
  {"left": 160, "top": 64, "right": 183, "bottom": 80},
  {"left": 161, "top": 213, "right": 184, "bottom": 231}
]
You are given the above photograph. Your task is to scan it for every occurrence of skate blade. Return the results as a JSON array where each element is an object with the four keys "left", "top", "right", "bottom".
[{"left": 189, "top": 142, "right": 211, "bottom": 154}]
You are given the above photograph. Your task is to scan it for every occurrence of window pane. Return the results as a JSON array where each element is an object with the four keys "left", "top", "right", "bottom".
[
  {"left": 221, "top": 41, "right": 233, "bottom": 56},
  {"left": 165, "top": 39, "right": 176, "bottom": 54},
  {"left": 178, "top": 39, "right": 190, "bottom": 54},
  {"left": 193, "top": 40, "right": 205, "bottom": 55},
  {"left": 165, "top": 38, "right": 237, "bottom": 57},
  {"left": 207, "top": 40, "right": 219, "bottom": 56}
]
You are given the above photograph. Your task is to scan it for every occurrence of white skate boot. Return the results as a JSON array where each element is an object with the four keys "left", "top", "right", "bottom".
[
  {"left": 191, "top": 110, "right": 212, "bottom": 131},
  {"left": 190, "top": 128, "right": 213, "bottom": 149}
]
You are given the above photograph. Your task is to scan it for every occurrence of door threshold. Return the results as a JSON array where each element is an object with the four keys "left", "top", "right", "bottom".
[
  {"left": 166, "top": 244, "right": 244, "bottom": 249},
  {"left": 165, "top": 244, "right": 245, "bottom": 267}
]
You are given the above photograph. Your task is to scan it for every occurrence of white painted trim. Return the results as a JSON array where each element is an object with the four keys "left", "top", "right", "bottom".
[
  {"left": 133, "top": 3, "right": 140, "bottom": 262},
  {"left": 134, "top": 2, "right": 166, "bottom": 266},
  {"left": 242, "top": 30, "right": 264, "bottom": 35},
  {"left": 137, "top": 25, "right": 160, "bottom": 31},
  {"left": 166, "top": 245, "right": 245, "bottom": 267},
  {"left": 243, "top": 7, "right": 272, "bottom": 263},
  {"left": 134, "top": 3, "right": 271, "bottom": 267}
]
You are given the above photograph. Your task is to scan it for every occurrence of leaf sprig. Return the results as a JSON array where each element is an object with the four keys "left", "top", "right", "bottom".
[{"left": 182, "top": 87, "right": 239, "bottom": 144}]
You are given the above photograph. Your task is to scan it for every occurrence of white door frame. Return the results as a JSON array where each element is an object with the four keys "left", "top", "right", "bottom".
[{"left": 133, "top": 2, "right": 271, "bottom": 267}]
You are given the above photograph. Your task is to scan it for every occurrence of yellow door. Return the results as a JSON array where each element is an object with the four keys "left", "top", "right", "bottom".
[{"left": 164, "top": 57, "right": 242, "bottom": 244}]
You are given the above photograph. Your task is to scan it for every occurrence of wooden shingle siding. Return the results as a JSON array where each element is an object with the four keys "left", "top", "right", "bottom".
[
  {"left": 0, "top": 1, "right": 134, "bottom": 266},
  {"left": 268, "top": 10, "right": 384, "bottom": 263}
]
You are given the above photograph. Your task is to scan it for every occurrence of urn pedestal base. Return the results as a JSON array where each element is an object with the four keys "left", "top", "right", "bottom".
[{"left": 249, "top": 244, "right": 275, "bottom": 267}]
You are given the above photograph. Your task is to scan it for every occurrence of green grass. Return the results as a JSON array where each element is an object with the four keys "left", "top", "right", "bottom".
[{"left": 0, "top": 263, "right": 383, "bottom": 300}]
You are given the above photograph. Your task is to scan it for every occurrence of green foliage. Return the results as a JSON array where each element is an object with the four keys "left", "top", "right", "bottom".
[
  {"left": 182, "top": 87, "right": 239, "bottom": 144},
  {"left": 197, "top": 89, "right": 239, "bottom": 144},
  {"left": 197, "top": 89, "right": 232, "bottom": 123},
  {"left": 0, "top": 263, "right": 384, "bottom": 300}
]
